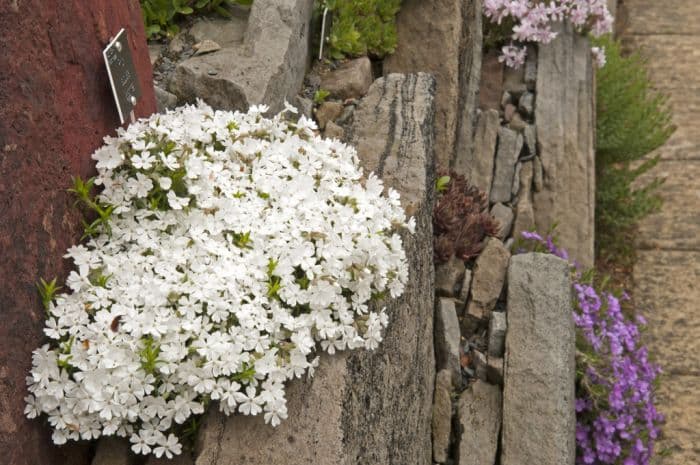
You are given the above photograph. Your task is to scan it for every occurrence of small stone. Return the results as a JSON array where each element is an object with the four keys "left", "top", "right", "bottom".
[
  {"left": 490, "top": 203, "right": 514, "bottom": 240},
  {"left": 193, "top": 39, "right": 221, "bottom": 55},
  {"left": 457, "top": 269, "right": 473, "bottom": 303},
  {"left": 503, "top": 65, "right": 527, "bottom": 96},
  {"left": 488, "top": 311, "right": 507, "bottom": 357},
  {"left": 504, "top": 237, "right": 514, "bottom": 250},
  {"left": 335, "top": 104, "right": 355, "bottom": 126},
  {"left": 435, "top": 298, "right": 462, "bottom": 380},
  {"left": 168, "top": 33, "right": 188, "bottom": 55},
  {"left": 469, "top": 238, "right": 511, "bottom": 316},
  {"left": 435, "top": 255, "right": 466, "bottom": 297},
  {"left": 472, "top": 348, "right": 488, "bottom": 381},
  {"left": 293, "top": 95, "right": 314, "bottom": 120},
  {"left": 533, "top": 155, "right": 544, "bottom": 192},
  {"left": 490, "top": 127, "right": 523, "bottom": 204},
  {"left": 154, "top": 86, "right": 178, "bottom": 113},
  {"left": 503, "top": 103, "right": 517, "bottom": 122},
  {"left": 320, "top": 57, "right": 373, "bottom": 100},
  {"left": 458, "top": 380, "right": 502, "bottom": 465},
  {"left": 518, "top": 92, "right": 534, "bottom": 117},
  {"left": 314, "top": 101, "right": 344, "bottom": 130},
  {"left": 511, "top": 162, "right": 522, "bottom": 199},
  {"left": 524, "top": 45, "right": 537, "bottom": 91},
  {"left": 501, "top": 91, "right": 512, "bottom": 109},
  {"left": 523, "top": 124, "right": 537, "bottom": 157},
  {"left": 508, "top": 113, "right": 527, "bottom": 132},
  {"left": 324, "top": 121, "right": 344, "bottom": 140},
  {"left": 148, "top": 44, "right": 162, "bottom": 66},
  {"left": 486, "top": 356, "right": 504, "bottom": 385},
  {"left": 432, "top": 369, "right": 453, "bottom": 464},
  {"left": 207, "top": 69, "right": 218, "bottom": 76}
]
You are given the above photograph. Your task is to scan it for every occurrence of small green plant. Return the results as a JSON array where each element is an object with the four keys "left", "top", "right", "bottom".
[
  {"left": 37, "top": 278, "right": 61, "bottom": 315},
  {"left": 141, "top": 0, "right": 252, "bottom": 39},
  {"left": 69, "top": 176, "right": 115, "bottom": 240},
  {"left": 319, "top": 0, "right": 401, "bottom": 59},
  {"left": 594, "top": 35, "right": 674, "bottom": 261},
  {"left": 313, "top": 89, "right": 330, "bottom": 105}
]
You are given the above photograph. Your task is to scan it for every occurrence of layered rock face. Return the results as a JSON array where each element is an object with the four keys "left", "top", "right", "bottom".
[
  {"left": 193, "top": 73, "right": 437, "bottom": 465},
  {"left": 0, "top": 2, "right": 156, "bottom": 465}
]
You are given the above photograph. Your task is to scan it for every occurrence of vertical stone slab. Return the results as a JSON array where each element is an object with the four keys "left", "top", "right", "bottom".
[
  {"left": 0, "top": 3, "right": 156, "bottom": 465},
  {"left": 533, "top": 23, "right": 595, "bottom": 268},
  {"left": 502, "top": 253, "right": 575, "bottom": 465},
  {"left": 384, "top": 0, "right": 482, "bottom": 171},
  {"left": 458, "top": 380, "right": 502, "bottom": 465},
  {"left": 195, "top": 74, "right": 436, "bottom": 465}
]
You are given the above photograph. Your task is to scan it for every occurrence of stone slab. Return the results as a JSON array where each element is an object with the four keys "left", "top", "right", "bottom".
[
  {"left": 502, "top": 253, "right": 575, "bottom": 465},
  {"left": 457, "top": 380, "right": 502, "bottom": 465},
  {"left": 623, "top": 0, "right": 700, "bottom": 35},
  {"left": 194, "top": 73, "right": 436, "bottom": 465}
]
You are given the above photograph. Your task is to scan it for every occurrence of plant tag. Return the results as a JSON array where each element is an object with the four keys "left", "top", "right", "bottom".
[
  {"left": 318, "top": 8, "right": 333, "bottom": 60},
  {"left": 103, "top": 28, "right": 141, "bottom": 125}
]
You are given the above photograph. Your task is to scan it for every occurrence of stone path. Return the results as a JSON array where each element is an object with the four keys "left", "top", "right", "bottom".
[{"left": 621, "top": 1, "right": 700, "bottom": 463}]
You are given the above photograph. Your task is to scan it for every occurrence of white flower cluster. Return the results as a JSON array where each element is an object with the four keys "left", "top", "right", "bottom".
[{"left": 25, "top": 102, "right": 413, "bottom": 458}]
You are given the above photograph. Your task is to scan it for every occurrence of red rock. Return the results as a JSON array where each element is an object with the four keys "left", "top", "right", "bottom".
[{"left": 0, "top": 2, "right": 156, "bottom": 465}]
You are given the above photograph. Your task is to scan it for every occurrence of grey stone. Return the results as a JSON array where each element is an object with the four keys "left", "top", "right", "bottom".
[
  {"left": 324, "top": 121, "right": 344, "bottom": 140},
  {"left": 335, "top": 104, "right": 355, "bottom": 126},
  {"left": 454, "top": 109, "right": 499, "bottom": 195},
  {"left": 490, "top": 127, "right": 523, "bottom": 204},
  {"left": 533, "top": 22, "right": 595, "bottom": 268},
  {"left": 386, "top": 0, "right": 482, "bottom": 171},
  {"left": 193, "top": 39, "right": 221, "bottom": 56},
  {"left": 321, "top": 57, "right": 373, "bottom": 101},
  {"left": 504, "top": 103, "right": 517, "bottom": 122},
  {"left": 469, "top": 238, "right": 510, "bottom": 318},
  {"left": 501, "top": 90, "right": 512, "bottom": 108},
  {"left": 486, "top": 356, "right": 504, "bottom": 385},
  {"left": 523, "top": 124, "right": 537, "bottom": 157},
  {"left": 502, "top": 253, "right": 575, "bottom": 465},
  {"left": 189, "top": 12, "right": 248, "bottom": 48},
  {"left": 508, "top": 113, "right": 527, "bottom": 132},
  {"left": 457, "top": 380, "right": 502, "bottom": 465},
  {"left": 511, "top": 162, "right": 522, "bottom": 198},
  {"left": 292, "top": 95, "right": 313, "bottom": 120},
  {"left": 472, "top": 348, "right": 488, "bottom": 381},
  {"left": 518, "top": 91, "right": 535, "bottom": 116},
  {"left": 488, "top": 311, "right": 507, "bottom": 357},
  {"left": 435, "top": 255, "right": 466, "bottom": 297},
  {"left": 91, "top": 437, "right": 133, "bottom": 465},
  {"left": 432, "top": 369, "right": 454, "bottom": 463},
  {"left": 155, "top": 86, "right": 178, "bottom": 113},
  {"left": 315, "top": 101, "right": 344, "bottom": 129},
  {"left": 503, "top": 64, "right": 527, "bottom": 95},
  {"left": 504, "top": 237, "right": 514, "bottom": 250},
  {"left": 491, "top": 203, "right": 514, "bottom": 240},
  {"left": 512, "top": 162, "right": 535, "bottom": 240},
  {"left": 169, "top": 0, "right": 314, "bottom": 114},
  {"left": 524, "top": 45, "right": 537, "bottom": 91},
  {"left": 148, "top": 44, "right": 162, "bottom": 66},
  {"left": 533, "top": 155, "right": 544, "bottom": 192},
  {"left": 457, "top": 269, "right": 473, "bottom": 303},
  {"left": 168, "top": 33, "right": 188, "bottom": 55},
  {"left": 435, "top": 297, "right": 462, "bottom": 380},
  {"left": 479, "top": 50, "right": 504, "bottom": 111},
  {"left": 195, "top": 73, "right": 436, "bottom": 465}
]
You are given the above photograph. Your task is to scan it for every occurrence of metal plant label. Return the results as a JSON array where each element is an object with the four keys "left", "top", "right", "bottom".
[{"left": 103, "top": 28, "right": 141, "bottom": 124}]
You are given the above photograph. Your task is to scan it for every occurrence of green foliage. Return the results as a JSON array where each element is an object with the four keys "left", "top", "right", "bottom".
[
  {"left": 594, "top": 35, "right": 674, "bottom": 261},
  {"left": 141, "top": 0, "right": 252, "bottom": 39},
  {"left": 313, "top": 89, "right": 330, "bottom": 105},
  {"left": 37, "top": 278, "right": 61, "bottom": 315},
  {"left": 69, "top": 176, "right": 115, "bottom": 240},
  {"left": 321, "top": 0, "right": 401, "bottom": 59}
]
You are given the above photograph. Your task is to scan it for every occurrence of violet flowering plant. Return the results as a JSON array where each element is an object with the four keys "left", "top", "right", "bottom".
[
  {"left": 483, "top": 0, "right": 613, "bottom": 68},
  {"left": 520, "top": 231, "right": 663, "bottom": 465},
  {"left": 25, "top": 102, "right": 414, "bottom": 458}
]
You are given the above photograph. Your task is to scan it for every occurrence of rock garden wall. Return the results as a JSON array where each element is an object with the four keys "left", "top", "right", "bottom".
[{"left": 92, "top": 0, "right": 596, "bottom": 464}]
